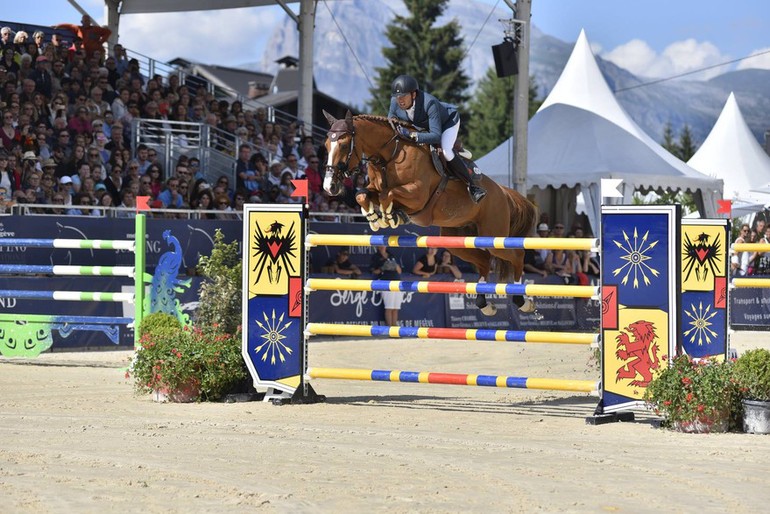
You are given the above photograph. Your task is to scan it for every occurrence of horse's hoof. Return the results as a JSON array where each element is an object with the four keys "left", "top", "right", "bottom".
[
  {"left": 519, "top": 297, "right": 536, "bottom": 313},
  {"left": 480, "top": 303, "right": 497, "bottom": 316},
  {"left": 369, "top": 221, "right": 380, "bottom": 231}
]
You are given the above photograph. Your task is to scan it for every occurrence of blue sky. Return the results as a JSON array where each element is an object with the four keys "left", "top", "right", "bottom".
[{"left": 3, "top": 0, "right": 769, "bottom": 79}]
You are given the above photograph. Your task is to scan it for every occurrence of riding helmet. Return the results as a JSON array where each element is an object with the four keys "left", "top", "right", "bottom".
[{"left": 391, "top": 75, "right": 419, "bottom": 97}]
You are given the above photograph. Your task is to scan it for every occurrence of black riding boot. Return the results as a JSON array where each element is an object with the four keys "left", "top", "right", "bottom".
[{"left": 447, "top": 155, "right": 486, "bottom": 203}]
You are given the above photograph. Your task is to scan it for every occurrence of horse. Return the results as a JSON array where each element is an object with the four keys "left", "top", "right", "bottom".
[{"left": 322, "top": 110, "right": 538, "bottom": 315}]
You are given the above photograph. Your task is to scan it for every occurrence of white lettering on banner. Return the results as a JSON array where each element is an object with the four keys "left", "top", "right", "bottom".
[
  {"left": 328, "top": 289, "right": 414, "bottom": 318},
  {"left": 0, "top": 297, "right": 17, "bottom": 308},
  {"left": 330, "top": 290, "right": 375, "bottom": 318},
  {"left": 0, "top": 246, "right": 26, "bottom": 252}
]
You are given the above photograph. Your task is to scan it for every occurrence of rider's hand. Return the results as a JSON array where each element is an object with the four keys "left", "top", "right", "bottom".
[{"left": 396, "top": 126, "right": 410, "bottom": 139}]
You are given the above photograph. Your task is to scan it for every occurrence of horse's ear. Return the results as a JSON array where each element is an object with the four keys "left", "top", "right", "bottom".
[
  {"left": 322, "top": 110, "right": 337, "bottom": 127},
  {"left": 344, "top": 110, "right": 354, "bottom": 131}
]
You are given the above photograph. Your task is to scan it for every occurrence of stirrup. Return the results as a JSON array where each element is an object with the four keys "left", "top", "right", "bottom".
[{"left": 469, "top": 185, "right": 486, "bottom": 203}]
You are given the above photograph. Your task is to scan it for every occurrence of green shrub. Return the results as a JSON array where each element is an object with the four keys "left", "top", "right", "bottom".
[
  {"left": 733, "top": 348, "right": 770, "bottom": 401},
  {"left": 644, "top": 354, "right": 737, "bottom": 428},
  {"left": 195, "top": 230, "right": 242, "bottom": 335},
  {"left": 139, "top": 312, "right": 182, "bottom": 340}
]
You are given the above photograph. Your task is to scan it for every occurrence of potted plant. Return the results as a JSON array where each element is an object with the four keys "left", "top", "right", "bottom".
[
  {"left": 733, "top": 348, "right": 770, "bottom": 434},
  {"left": 128, "top": 313, "right": 247, "bottom": 402},
  {"left": 644, "top": 354, "right": 736, "bottom": 433}
]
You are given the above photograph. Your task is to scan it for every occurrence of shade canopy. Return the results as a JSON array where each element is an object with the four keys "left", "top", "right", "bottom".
[{"left": 478, "top": 30, "right": 723, "bottom": 233}]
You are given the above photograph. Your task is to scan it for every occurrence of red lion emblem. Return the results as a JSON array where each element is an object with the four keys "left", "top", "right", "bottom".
[{"left": 615, "top": 320, "right": 663, "bottom": 387}]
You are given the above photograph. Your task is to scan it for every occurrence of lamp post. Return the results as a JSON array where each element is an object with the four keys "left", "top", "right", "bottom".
[{"left": 503, "top": 0, "right": 531, "bottom": 194}]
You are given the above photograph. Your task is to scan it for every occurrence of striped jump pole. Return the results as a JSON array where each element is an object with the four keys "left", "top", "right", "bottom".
[
  {"left": 0, "top": 290, "right": 134, "bottom": 302},
  {"left": 306, "top": 234, "right": 599, "bottom": 251},
  {"left": 0, "top": 214, "right": 146, "bottom": 349},
  {"left": 731, "top": 278, "right": 770, "bottom": 288},
  {"left": 0, "top": 313, "right": 133, "bottom": 324},
  {"left": 307, "top": 367, "right": 598, "bottom": 394},
  {"left": 0, "top": 238, "right": 135, "bottom": 250},
  {"left": 0, "top": 265, "right": 135, "bottom": 277},
  {"left": 306, "top": 323, "right": 598, "bottom": 345},
  {"left": 306, "top": 278, "right": 599, "bottom": 299},
  {"left": 732, "top": 242, "right": 770, "bottom": 253}
]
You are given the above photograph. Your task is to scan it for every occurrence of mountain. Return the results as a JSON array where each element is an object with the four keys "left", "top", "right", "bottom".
[{"left": 244, "top": 0, "right": 769, "bottom": 148}]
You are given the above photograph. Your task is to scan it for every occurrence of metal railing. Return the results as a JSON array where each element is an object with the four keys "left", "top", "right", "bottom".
[
  {"left": 3, "top": 203, "right": 366, "bottom": 223},
  {"left": 124, "top": 48, "right": 329, "bottom": 145},
  {"left": 132, "top": 118, "right": 284, "bottom": 187}
]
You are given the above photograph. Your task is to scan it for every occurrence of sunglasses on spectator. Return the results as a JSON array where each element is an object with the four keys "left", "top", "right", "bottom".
[
  {"left": 141, "top": 180, "right": 151, "bottom": 185},
  {"left": 52, "top": 197, "right": 64, "bottom": 202},
  {"left": 218, "top": 201, "right": 229, "bottom": 206}
]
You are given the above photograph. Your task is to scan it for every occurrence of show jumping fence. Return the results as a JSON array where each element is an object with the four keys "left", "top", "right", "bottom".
[
  {"left": 0, "top": 214, "right": 146, "bottom": 348},
  {"left": 243, "top": 204, "right": 621, "bottom": 411}
]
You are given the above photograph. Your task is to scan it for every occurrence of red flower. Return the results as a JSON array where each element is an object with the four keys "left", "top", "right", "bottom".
[
  {"left": 681, "top": 377, "right": 692, "bottom": 385},
  {"left": 686, "top": 392, "right": 694, "bottom": 402}
]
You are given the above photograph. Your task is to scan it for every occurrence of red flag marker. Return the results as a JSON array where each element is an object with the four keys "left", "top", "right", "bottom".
[
  {"left": 291, "top": 179, "right": 308, "bottom": 198},
  {"left": 716, "top": 199, "right": 732, "bottom": 216},
  {"left": 136, "top": 195, "right": 150, "bottom": 211}
]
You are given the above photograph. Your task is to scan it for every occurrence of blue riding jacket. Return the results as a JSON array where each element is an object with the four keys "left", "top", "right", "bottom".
[{"left": 387, "top": 90, "right": 459, "bottom": 146}]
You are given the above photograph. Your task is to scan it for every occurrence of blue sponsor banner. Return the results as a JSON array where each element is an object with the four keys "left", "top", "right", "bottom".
[
  {"left": 0, "top": 276, "right": 203, "bottom": 351},
  {"left": 730, "top": 286, "right": 770, "bottom": 328},
  {"left": 0, "top": 216, "right": 242, "bottom": 273},
  {"left": 308, "top": 276, "right": 446, "bottom": 328}
]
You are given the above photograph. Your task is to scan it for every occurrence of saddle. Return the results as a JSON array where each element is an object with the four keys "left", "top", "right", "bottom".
[{"left": 429, "top": 146, "right": 478, "bottom": 181}]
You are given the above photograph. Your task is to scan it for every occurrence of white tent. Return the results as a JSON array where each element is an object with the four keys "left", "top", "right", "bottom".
[
  {"left": 688, "top": 92, "right": 770, "bottom": 209},
  {"left": 477, "top": 30, "right": 723, "bottom": 234}
]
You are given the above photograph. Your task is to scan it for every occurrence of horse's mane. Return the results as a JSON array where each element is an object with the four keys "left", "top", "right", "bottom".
[{"left": 354, "top": 114, "right": 411, "bottom": 128}]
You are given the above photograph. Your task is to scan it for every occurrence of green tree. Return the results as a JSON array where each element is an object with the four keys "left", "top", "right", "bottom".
[
  {"left": 368, "top": 0, "right": 469, "bottom": 113},
  {"left": 678, "top": 124, "right": 697, "bottom": 161},
  {"left": 661, "top": 122, "right": 698, "bottom": 161},
  {"left": 662, "top": 121, "right": 678, "bottom": 156},
  {"left": 466, "top": 68, "right": 543, "bottom": 155}
]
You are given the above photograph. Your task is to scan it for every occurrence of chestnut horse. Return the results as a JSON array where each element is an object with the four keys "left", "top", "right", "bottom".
[{"left": 322, "top": 111, "right": 538, "bottom": 315}]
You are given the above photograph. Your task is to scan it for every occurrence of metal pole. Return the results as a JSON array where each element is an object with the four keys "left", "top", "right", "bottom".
[
  {"left": 512, "top": 0, "right": 531, "bottom": 194},
  {"left": 298, "top": 0, "right": 317, "bottom": 136}
]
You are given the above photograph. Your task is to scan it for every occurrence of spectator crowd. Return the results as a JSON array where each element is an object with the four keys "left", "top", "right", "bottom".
[{"left": 0, "top": 17, "right": 360, "bottom": 219}]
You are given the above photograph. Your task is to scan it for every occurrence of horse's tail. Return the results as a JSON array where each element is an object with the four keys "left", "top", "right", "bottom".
[{"left": 496, "top": 186, "right": 538, "bottom": 282}]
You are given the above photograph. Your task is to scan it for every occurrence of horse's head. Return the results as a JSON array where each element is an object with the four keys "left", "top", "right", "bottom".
[{"left": 322, "top": 109, "right": 358, "bottom": 197}]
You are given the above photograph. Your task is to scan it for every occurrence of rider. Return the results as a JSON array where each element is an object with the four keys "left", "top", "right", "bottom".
[{"left": 387, "top": 75, "right": 486, "bottom": 203}]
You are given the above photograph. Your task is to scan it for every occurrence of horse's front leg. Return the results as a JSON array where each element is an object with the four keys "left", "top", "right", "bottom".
[
  {"left": 381, "top": 184, "right": 425, "bottom": 228},
  {"left": 356, "top": 189, "right": 383, "bottom": 231}
]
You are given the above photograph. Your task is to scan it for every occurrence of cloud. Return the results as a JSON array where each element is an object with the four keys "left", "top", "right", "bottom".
[
  {"left": 736, "top": 47, "right": 770, "bottom": 71},
  {"left": 117, "top": 7, "right": 280, "bottom": 68},
  {"left": 602, "top": 38, "right": 729, "bottom": 80}
]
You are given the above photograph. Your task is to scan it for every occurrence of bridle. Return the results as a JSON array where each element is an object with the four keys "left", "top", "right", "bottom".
[{"left": 325, "top": 117, "right": 403, "bottom": 188}]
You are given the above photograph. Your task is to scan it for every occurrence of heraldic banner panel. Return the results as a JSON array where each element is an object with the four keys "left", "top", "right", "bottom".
[
  {"left": 601, "top": 205, "right": 680, "bottom": 413},
  {"left": 680, "top": 219, "right": 729, "bottom": 360},
  {"left": 242, "top": 204, "right": 305, "bottom": 395}
]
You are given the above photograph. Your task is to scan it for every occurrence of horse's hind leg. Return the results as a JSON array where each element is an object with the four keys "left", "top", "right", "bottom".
[{"left": 438, "top": 231, "right": 497, "bottom": 316}]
